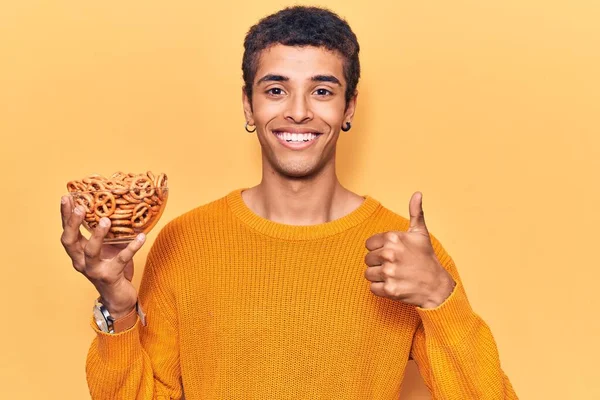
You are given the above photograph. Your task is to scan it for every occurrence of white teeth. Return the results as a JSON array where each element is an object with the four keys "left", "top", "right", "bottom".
[{"left": 276, "top": 132, "right": 318, "bottom": 142}]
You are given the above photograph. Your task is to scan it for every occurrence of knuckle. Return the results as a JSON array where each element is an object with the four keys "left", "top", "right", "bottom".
[
  {"left": 115, "top": 253, "right": 129, "bottom": 265},
  {"left": 83, "top": 246, "right": 96, "bottom": 260},
  {"left": 383, "top": 232, "right": 399, "bottom": 243},
  {"left": 60, "top": 234, "right": 70, "bottom": 248},
  {"left": 383, "top": 282, "right": 398, "bottom": 297},
  {"left": 381, "top": 249, "right": 396, "bottom": 262},
  {"left": 382, "top": 265, "right": 396, "bottom": 278},
  {"left": 72, "top": 261, "right": 84, "bottom": 273}
]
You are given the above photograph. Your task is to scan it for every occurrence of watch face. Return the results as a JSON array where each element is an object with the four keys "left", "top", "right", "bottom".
[{"left": 93, "top": 306, "right": 109, "bottom": 332}]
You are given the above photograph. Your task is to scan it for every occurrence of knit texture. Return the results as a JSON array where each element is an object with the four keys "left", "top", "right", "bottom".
[{"left": 86, "top": 189, "right": 518, "bottom": 399}]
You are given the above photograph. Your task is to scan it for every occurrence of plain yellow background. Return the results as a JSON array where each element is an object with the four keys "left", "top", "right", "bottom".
[{"left": 1, "top": 0, "right": 599, "bottom": 398}]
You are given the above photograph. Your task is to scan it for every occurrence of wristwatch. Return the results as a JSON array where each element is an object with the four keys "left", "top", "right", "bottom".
[{"left": 93, "top": 297, "right": 146, "bottom": 334}]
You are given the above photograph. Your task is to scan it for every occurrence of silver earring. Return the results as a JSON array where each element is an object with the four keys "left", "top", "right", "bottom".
[{"left": 245, "top": 122, "right": 256, "bottom": 133}]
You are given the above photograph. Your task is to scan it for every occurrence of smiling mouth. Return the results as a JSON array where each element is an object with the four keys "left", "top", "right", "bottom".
[{"left": 273, "top": 131, "right": 322, "bottom": 143}]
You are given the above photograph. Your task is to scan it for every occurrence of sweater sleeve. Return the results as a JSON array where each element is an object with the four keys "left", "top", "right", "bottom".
[
  {"left": 408, "top": 235, "right": 518, "bottom": 399},
  {"left": 85, "top": 229, "right": 183, "bottom": 400}
]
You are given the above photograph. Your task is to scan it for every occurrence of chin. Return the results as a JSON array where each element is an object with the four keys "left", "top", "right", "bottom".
[{"left": 273, "top": 158, "right": 323, "bottom": 179}]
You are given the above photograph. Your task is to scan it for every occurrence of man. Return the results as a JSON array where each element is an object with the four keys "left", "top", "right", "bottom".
[{"left": 60, "top": 6, "right": 517, "bottom": 399}]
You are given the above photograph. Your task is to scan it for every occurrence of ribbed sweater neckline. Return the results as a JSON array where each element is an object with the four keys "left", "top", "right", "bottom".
[{"left": 226, "top": 188, "right": 381, "bottom": 241}]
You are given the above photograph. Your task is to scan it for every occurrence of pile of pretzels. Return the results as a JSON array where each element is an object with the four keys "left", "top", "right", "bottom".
[{"left": 66, "top": 171, "right": 168, "bottom": 239}]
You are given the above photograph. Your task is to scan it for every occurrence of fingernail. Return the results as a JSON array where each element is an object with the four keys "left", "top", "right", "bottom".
[
  {"left": 74, "top": 206, "right": 83, "bottom": 215},
  {"left": 99, "top": 218, "right": 109, "bottom": 228},
  {"left": 137, "top": 233, "right": 145, "bottom": 242},
  {"left": 61, "top": 196, "right": 67, "bottom": 205}
]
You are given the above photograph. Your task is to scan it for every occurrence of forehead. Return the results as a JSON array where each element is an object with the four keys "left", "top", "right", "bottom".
[{"left": 255, "top": 44, "right": 345, "bottom": 84}]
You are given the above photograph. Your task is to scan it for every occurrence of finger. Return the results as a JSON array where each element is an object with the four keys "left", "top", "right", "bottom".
[
  {"left": 408, "top": 191, "right": 428, "bottom": 234},
  {"left": 60, "top": 195, "right": 72, "bottom": 229},
  {"left": 114, "top": 233, "right": 146, "bottom": 267},
  {"left": 61, "top": 205, "right": 86, "bottom": 252},
  {"left": 364, "top": 246, "right": 399, "bottom": 267},
  {"left": 83, "top": 218, "right": 112, "bottom": 265},
  {"left": 365, "top": 233, "right": 385, "bottom": 251},
  {"left": 364, "top": 266, "right": 385, "bottom": 282},
  {"left": 369, "top": 282, "right": 385, "bottom": 297},
  {"left": 364, "top": 250, "right": 382, "bottom": 267}
]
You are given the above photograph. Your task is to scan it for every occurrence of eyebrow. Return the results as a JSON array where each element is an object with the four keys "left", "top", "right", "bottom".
[
  {"left": 256, "top": 74, "right": 342, "bottom": 86},
  {"left": 312, "top": 75, "right": 341, "bottom": 86}
]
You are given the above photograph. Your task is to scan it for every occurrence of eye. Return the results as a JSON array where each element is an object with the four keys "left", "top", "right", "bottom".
[
  {"left": 314, "top": 88, "right": 333, "bottom": 96},
  {"left": 266, "top": 87, "right": 285, "bottom": 96}
]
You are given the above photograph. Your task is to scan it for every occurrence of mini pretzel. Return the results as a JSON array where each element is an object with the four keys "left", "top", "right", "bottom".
[
  {"left": 105, "top": 180, "right": 129, "bottom": 195},
  {"left": 150, "top": 194, "right": 162, "bottom": 205},
  {"left": 94, "top": 191, "right": 116, "bottom": 218},
  {"left": 74, "top": 193, "right": 95, "bottom": 213},
  {"left": 85, "top": 213, "right": 98, "bottom": 223},
  {"left": 109, "top": 212, "right": 133, "bottom": 220},
  {"left": 67, "top": 181, "right": 86, "bottom": 193},
  {"left": 110, "top": 171, "right": 127, "bottom": 180},
  {"left": 122, "top": 193, "right": 142, "bottom": 204},
  {"left": 110, "top": 226, "right": 134, "bottom": 234},
  {"left": 110, "top": 219, "right": 133, "bottom": 227},
  {"left": 129, "top": 176, "right": 155, "bottom": 199},
  {"left": 132, "top": 203, "right": 152, "bottom": 228},
  {"left": 155, "top": 173, "right": 167, "bottom": 200},
  {"left": 83, "top": 179, "right": 107, "bottom": 191},
  {"left": 114, "top": 208, "right": 134, "bottom": 214}
]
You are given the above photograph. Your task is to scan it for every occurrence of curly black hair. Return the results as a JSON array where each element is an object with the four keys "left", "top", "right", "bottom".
[{"left": 242, "top": 6, "right": 360, "bottom": 106}]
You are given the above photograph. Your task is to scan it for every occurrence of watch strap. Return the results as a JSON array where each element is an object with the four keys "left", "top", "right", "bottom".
[
  {"left": 113, "top": 306, "right": 138, "bottom": 333},
  {"left": 94, "top": 298, "right": 147, "bottom": 334}
]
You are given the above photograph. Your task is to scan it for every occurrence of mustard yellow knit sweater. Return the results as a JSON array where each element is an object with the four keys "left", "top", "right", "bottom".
[{"left": 86, "top": 189, "right": 517, "bottom": 399}]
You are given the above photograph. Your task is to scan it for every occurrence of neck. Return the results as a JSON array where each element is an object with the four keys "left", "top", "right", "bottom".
[{"left": 242, "top": 160, "right": 364, "bottom": 226}]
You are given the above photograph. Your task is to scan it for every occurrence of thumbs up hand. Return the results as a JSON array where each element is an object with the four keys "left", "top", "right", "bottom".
[{"left": 364, "top": 192, "right": 456, "bottom": 309}]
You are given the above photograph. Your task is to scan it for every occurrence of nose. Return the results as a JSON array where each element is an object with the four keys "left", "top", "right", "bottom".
[{"left": 284, "top": 93, "right": 313, "bottom": 124}]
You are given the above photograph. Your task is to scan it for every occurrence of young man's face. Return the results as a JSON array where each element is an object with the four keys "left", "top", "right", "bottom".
[{"left": 243, "top": 44, "right": 356, "bottom": 179}]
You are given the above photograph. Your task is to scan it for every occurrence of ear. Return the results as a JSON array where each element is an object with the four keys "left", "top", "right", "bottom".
[
  {"left": 343, "top": 90, "right": 358, "bottom": 124},
  {"left": 242, "top": 87, "right": 254, "bottom": 125}
]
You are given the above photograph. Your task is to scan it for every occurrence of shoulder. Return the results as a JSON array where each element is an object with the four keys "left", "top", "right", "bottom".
[
  {"left": 147, "top": 190, "right": 234, "bottom": 258},
  {"left": 367, "top": 197, "right": 411, "bottom": 233},
  {"left": 166, "top": 192, "right": 230, "bottom": 232}
]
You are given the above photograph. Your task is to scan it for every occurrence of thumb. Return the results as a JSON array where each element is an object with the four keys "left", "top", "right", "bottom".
[{"left": 408, "top": 191, "right": 428, "bottom": 233}]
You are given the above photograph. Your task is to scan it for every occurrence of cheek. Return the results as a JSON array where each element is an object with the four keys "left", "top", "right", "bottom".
[
  {"left": 251, "top": 97, "right": 282, "bottom": 123},
  {"left": 315, "top": 101, "right": 346, "bottom": 126},
  {"left": 323, "top": 102, "right": 346, "bottom": 119}
]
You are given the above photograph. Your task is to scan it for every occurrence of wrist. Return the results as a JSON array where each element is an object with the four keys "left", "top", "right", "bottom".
[
  {"left": 101, "top": 298, "right": 137, "bottom": 319},
  {"left": 421, "top": 273, "right": 456, "bottom": 309},
  {"left": 95, "top": 290, "right": 136, "bottom": 319},
  {"left": 94, "top": 283, "right": 137, "bottom": 318}
]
